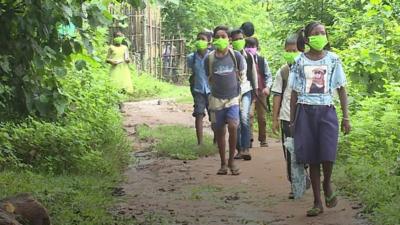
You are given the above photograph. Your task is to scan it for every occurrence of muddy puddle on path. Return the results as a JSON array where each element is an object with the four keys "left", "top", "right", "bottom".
[{"left": 113, "top": 100, "right": 369, "bottom": 225}]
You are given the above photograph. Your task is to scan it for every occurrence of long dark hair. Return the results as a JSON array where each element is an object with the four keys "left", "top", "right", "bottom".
[{"left": 297, "top": 21, "right": 331, "bottom": 52}]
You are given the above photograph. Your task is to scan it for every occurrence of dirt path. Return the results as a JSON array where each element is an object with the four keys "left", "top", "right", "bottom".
[{"left": 116, "top": 99, "right": 368, "bottom": 225}]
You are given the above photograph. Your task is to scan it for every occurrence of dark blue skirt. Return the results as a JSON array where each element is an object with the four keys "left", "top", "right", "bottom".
[{"left": 294, "top": 104, "right": 339, "bottom": 164}]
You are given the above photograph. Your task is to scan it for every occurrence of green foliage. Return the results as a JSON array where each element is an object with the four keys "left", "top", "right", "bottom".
[
  {"left": 0, "top": 0, "right": 157, "bottom": 120},
  {"left": 0, "top": 0, "right": 112, "bottom": 119},
  {"left": 0, "top": 57, "right": 131, "bottom": 174},
  {"left": 129, "top": 71, "right": 191, "bottom": 103},
  {"left": 337, "top": 83, "right": 400, "bottom": 225},
  {"left": 334, "top": 2, "right": 400, "bottom": 94},
  {"left": 0, "top": 11, "right": 133, "bottom": 224},
  {"left": 136, "top": 125, "right": 217, "bottom": 160},
  {"left": 161, "top": 0, "right": 273, "bottom": 53}
]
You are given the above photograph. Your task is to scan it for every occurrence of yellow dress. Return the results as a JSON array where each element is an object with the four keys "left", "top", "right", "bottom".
[{"left": 107, "top": 45, "right": 133, "bottom": 93}]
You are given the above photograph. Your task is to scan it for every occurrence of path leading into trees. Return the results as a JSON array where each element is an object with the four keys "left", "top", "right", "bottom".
[{"left": 114, "top": 99, "right": 368, "bottom": 225}]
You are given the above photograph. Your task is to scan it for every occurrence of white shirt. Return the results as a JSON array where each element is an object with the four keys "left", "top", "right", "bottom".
[{"left": 271, "top": 67, "right": 292, "bottom": 122}]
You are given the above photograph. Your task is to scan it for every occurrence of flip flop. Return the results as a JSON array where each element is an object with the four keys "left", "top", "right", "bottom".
[
  {"left": 228, "top": 165, "right": 240, "bottom": 175},
  {"left": 306, "top": 207, "right": 323, "bottom": 217},
  {"left": 325, "top": 192, "right": 338, "bottom": 208},
  {"left": 217, "top": 165, "right": 228, "bottom": 175},
  {"left": 241, "top": 150, "right": 252, "bottom": 161},
  {"left": 234, "top": 152, "right": 243, "bottom": 160}
]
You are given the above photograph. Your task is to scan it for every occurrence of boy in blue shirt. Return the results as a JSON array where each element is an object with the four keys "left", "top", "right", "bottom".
[{"left": 187, "top": 32, "right": 212, "bottom": 145}]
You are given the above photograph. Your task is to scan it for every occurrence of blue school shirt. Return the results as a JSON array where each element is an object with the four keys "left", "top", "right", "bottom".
[
  {"left": 187, "top": 51, "right": 210, "bottom": 94},
  {"left": 289, "top": 51, "right": 346, "bottom": 105}
]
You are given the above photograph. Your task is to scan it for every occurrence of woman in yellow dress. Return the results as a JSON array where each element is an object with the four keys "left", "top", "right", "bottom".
[
  {"left": 106, "top": 32, "right": 133, "bottom": 93},
  {"left": 106, "top": 32, "right": 133, "bottom": 112}
]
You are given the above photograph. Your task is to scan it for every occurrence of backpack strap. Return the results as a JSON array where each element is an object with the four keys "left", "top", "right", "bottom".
[
  {"left": 280, "top": 64, "right": 290, "bottom": 92},
  {"left": 207, "top": 51, "right": 216, "bottom": 83},
  {"left": 230, "top": 49, "right": 242, "bottom": 81}
]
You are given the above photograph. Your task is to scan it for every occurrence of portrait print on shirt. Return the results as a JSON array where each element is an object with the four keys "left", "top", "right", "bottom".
[{"left": 304, "top": 65, "right": 328, "bottom": 94}]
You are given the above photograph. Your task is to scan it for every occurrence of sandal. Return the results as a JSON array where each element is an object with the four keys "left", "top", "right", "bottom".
[
  {"left": 228, "top": 165, "right": 240, "bottom": 175},
  {"left": 217, "top": 165, "right": 228, "bottom": 175},
  {"left": 325, "top": 192, "right": 338, "bottom": 208},
  {"left": 288, "top": 192, "right": 294, "bottom": 199},
  {"left": 234, "top": 152, "right": 243, "bottom": 160},
  {"left": 260, "top": 141, "right": 268, "bottom": 147},
  {"left": 241, "top": 150, "right": 252, "bottom": 161},
  {"left": 306, "top": 207, "right": 323, "bottom": 217}
]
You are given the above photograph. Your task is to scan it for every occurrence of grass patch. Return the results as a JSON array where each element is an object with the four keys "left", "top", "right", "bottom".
[
  {"left": 136, "top": 124, "right": 217, "bottom": 160},
  {"left": 0, "top": 139, "right": 134, "bottom": 225},
  {"left": 334, "top": 160, "right": 400, "bottom": 225},
  {"left": 189, "top": 185, "right": 223, "bottom": 201},
  {"left": 129, "top": 71, "right": 192, "bottom": 103},
  {"left": 0, "top": 171, "right": 133, "bottom": 225}
]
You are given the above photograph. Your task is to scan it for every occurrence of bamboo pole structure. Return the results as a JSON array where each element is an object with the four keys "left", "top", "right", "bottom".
[{"left": 108, "top": 3, "right": 186, "bottom": 82}]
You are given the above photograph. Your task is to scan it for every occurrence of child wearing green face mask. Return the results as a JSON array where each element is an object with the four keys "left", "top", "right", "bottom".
[
  {"left": 106, "top": 31, "right": 133, "bottom": 112},
  {"left": 205, "top": 25, "right": 247, "bottom": 175},
  {"left": 272, "top": 34, "right": 310, "bottom": 200},
  {"left": 187, "top": 31, "right": 213, "bottom": 146},
  {"left": 230, "top": 29, "right": 259, "bottom": 161},
  {"left": 289, "top": 21, "right": 351, "bottom": 217}
]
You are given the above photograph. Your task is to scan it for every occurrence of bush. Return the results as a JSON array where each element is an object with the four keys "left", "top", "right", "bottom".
[
  {"left": 337, "top": 83, "right": 400, "bottom": 225},
  {"left": 0, "top": 61, "right": 131, "bottom": 174}
]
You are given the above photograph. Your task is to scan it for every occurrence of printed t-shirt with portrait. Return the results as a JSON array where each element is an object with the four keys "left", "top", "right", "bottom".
[{"left": 289, "top": 52, "right": 346, "bottom": 105}]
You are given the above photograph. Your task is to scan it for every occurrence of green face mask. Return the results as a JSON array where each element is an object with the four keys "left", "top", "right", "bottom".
[
  {"left": 213, "top": 38, "right": 229, "bottom": 51},
  {"left": 232, "top": 39, "right": 245, "bottom": 51},
  {"left": 195, "top": 40, "right": 208, "bottom": 51},
  {"left": 283, "top": 52, "right": 300, "bottom": 64},
  {"left": 307, "top": 35, "right": 328, "bottom": 51},
  {"left": 114, "top": 37, "right": 124, "bottom": 45}
]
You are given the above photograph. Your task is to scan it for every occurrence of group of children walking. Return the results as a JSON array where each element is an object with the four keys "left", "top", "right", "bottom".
[{"left": 188, "top": 21, "right": 351, "bottom": 217}]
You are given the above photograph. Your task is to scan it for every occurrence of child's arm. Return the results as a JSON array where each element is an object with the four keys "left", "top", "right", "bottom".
[
  {"left": 239, "top": 54, "right": 247, "bottom": 85},
  {"left": 271, "top": 69, "right": 283, "bottom": 134},
  {"left": 124, "top": 47, "right": 130, "bottom": 63},
  {"left": 338, "top": 86, "right": 351, "bottom": 134},
  {"left": 106, "top": 47, "right": 117, "bottom": 65},
  {"left": 263, "top": 58, "right": 273, "bottom": 95},
  {"left": 272, "top": 95, "right": 282, "bottom": 133}
]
